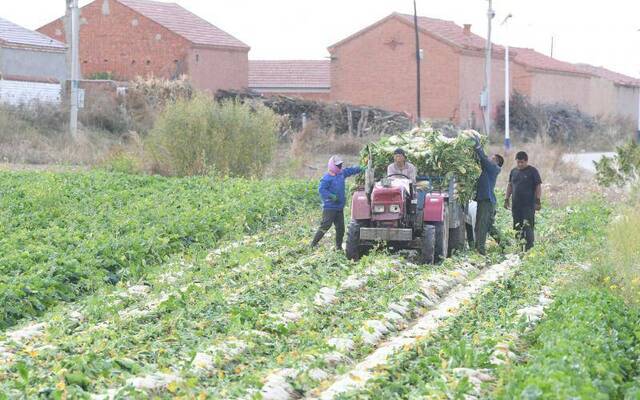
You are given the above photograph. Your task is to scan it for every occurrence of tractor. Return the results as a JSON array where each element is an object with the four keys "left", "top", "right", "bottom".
[{"left": 345, "top": 151, "right": 465, "bottom": 264}]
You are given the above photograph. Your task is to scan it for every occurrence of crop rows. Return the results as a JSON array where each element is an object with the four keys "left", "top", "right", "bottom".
[
  {"left": 0, "top": 171, "right": 316, "bottom": 329},
  {"left": 0, "top": 195, "right": 496, "bottom": 399},
  {"left": 334, "top": 200, "right": 614, "bottom": 399}
]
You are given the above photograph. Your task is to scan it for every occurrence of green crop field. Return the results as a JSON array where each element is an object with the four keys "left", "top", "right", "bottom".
[{"left": 0, "top": 170, "right": 638, "bottom": 400}]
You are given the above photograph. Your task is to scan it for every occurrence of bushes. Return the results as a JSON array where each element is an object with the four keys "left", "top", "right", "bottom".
[
  {"left": 147, "top": 94, "right": 279, "bottom": 177},
  {"left": 495, "top": 92, "right": 631, "bottom": 148},
  {"left": 595, "top": 140, "right": 640, "bottom": 187}
]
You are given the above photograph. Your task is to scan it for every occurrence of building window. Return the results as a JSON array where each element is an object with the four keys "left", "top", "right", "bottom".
[
  {"left": 146, "top": 60, "right": 151, "bottom": 66},
  {"left": 104, "top": 59, "right": 108, "bottom": 63},
  {"left": 131, "top": 60, "right": 136, "bottom": 65},
  {"left": 196, "top": 54, "right": 199, "bottom": 63}
]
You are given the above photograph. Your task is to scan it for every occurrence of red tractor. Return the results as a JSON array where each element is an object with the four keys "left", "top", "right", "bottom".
[{"left": 346, "top": 154, "right": 465, "bottom": 264}]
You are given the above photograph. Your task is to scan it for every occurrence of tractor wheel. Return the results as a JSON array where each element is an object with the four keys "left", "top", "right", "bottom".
[
  {"left": 435, "top": 205, "right": 450, "bottom": 262},
  {"left": 419, "top": 225, "right": 436, "bottom": 265},
  {"left": 345, "top": 220, "right": 362, "bottom": 261},
  {"left": 448, "top": 209, "right": 466, "bottom": 256}
]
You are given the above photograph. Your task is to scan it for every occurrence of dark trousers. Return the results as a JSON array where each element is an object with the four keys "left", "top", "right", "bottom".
[
  {"left": 513, "top": 206, "right": 535, "bottom": 251},
  {"left": 311, "top": 209, "right": 345, "bottom": 250},
  {"left": 475, "top": 200, "right": 501, "bottom": 255}
]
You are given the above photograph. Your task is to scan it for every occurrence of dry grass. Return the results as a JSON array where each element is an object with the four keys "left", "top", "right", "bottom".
[{"left": 490, "top": 137, "right": 627, "bottom": 206}]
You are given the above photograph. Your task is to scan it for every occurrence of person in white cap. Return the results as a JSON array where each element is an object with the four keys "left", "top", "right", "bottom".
[{"left": 311, "top": 155, "right": 363, "bottom": 251}]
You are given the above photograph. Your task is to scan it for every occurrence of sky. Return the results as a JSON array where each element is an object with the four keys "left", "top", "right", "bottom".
[{"left": 4, "top": 0, "right": 640, "bottom": 78}]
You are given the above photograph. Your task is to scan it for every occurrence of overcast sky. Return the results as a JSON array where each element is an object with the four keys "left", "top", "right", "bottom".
[{"left": 4, "top": 0, "right": 640, "bottom": 78}]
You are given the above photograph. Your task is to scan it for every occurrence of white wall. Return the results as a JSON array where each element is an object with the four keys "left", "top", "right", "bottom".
[{"left": 0, "top": 80, "right": 62, "bottom": 105}]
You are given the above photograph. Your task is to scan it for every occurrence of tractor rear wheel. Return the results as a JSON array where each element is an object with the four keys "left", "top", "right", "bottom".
[
  {"left": 346, "top": 220, "right": 362, "bottom": 261},
  {"left": 419, "top": 225, "right": 436, "bottom": 265}
]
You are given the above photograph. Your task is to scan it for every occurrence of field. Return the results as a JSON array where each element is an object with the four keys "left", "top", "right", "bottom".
[{"left": 0, "top": 170, "right": 639, "bottom": 400}]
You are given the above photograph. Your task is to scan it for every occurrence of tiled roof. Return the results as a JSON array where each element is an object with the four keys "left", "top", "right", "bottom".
[
  {"left": 574, "top": 63, "right": 640, "bottom": 87},
  {"left": 0, "top": 17, "right": 66, "bottom": 50},
  {"left": 249, "top": 60, "right": 330, "bottom": 89},
  {"left": 329, "top": 12, "right": 503, "bottom": 53},
  {"left": 117, "top": 0, "right": 249, "bottom": 50},
  {"left": 396, "top": 13, "right": 504, "bottom": 52},
  {"left": 511, "top": 47, "right": 584, "bottom": 75}
]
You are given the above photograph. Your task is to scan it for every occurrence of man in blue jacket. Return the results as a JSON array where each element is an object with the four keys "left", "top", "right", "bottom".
[
  {"left": 311, "top": 155, "right": 363, "bottom": 251},
  {"left": 471, "top": 135, "right": 504, "bottom": 255}
]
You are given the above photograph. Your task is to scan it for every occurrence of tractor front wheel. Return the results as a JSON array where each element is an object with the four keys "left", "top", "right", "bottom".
[
  {"left": 419, "top": 225, "right": 436, "bottom": 265},
  {"left": 346, "top": 220, "right": 362, "bottom": 261}
]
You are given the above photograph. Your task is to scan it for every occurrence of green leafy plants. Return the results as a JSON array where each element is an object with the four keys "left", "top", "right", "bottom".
[
  {"left": 0, "top": 171, "right": 315, "bottom": 328},
  {"left": 595, "top": 140, "right": 640, "bottom": 187},
  {"left": 357, "top": 125, "right": 484, "bottom": 203}
]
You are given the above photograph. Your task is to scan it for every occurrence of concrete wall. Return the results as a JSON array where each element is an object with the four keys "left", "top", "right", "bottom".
[
  {"left": 586, "top": 76, "right": 617, "bottom": 117},
  {"left": 186, "top": 47, "right": 248, "bottom": 93},
  {"left": 0, "top": 47, "right": 67, "bottom": 81},
  {"left": 0, "top": 79, "right": 62, "bottom": 105},
  {"left": 329, "top": 17, "right": 461, "bottom": 121},
  {"left": 615, "top": 85, "right": 640, "bottom": 122},
  {"left": 38, "top": 0, "right": 190, "bottom": 80}
]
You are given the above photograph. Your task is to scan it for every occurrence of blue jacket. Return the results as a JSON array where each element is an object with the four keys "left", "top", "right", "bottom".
[
  {"left": 475, "top": 147, "right": 501, "bottom": 204},
  {"left": 319, "top": 167, "right": 362, "bottom": 210}
]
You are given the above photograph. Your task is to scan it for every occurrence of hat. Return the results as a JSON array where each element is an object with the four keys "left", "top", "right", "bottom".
[
  {"left": 328, "top": 155, "right": 344, "bottom": 174},
  {"left": 394, "top": 148, "right": 406, "bottom": 156}
]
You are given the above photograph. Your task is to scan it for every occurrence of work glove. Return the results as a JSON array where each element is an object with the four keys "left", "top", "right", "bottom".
[
  {"left": 329, "top": 194, "right": 339, "bottom": 203},
  {"left": 535, "top": 198, "right": 542, "bottom": 211}
]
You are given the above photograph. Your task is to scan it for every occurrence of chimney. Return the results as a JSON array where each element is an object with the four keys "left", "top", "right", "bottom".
[{"left": 463, "top": 24, "right": 472, "bottom": 36}]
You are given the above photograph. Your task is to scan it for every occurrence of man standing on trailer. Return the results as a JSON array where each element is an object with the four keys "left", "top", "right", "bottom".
[
  {"left": 471, "top": 134, "right": 504, "bottom": 255},
  {"left": 504, "top": 151, "right": 542, "bottom": 251}
]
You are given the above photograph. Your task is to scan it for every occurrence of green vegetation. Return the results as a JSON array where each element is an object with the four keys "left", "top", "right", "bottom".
[
  {"left": 338, "top": 199, "right": 613, "bottom": 399},
  {"left": 0, "top": 171, "right": 315, "bottom": 328},
  {"left": 595, "top": 140, "right": 640, "bottom": 187},
  {"left": 358, "top": 126, "right": 484, "bottom": 203},
  {"left": 147, "top": 95, "right": 280, "bottom": 177},
  {"left": 497, "top": 289, "right": 639, "bottom": 399}
]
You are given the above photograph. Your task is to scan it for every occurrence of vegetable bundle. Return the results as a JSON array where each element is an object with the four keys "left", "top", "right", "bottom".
[{"left": 358, "top": 124, "right": 485, "bottom": 203}]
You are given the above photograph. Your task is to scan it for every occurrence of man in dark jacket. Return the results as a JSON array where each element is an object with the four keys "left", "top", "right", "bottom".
[
  {"left": 504, "top": 151, "right": 542, "bottom": 251},
  {"left": 311, "top": 155, "right": 363, "bottom": 251},
  {"left": 471, "top": 135, "right": 504, "bottom": 255}
]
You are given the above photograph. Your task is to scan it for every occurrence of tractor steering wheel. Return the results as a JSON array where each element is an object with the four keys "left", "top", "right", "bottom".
[{"left": 386, "top": 173, "right": 411, "bottom": 180}]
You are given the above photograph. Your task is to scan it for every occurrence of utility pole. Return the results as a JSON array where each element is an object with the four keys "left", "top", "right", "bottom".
[
  {"left": 482, "top": 0, "right": 495, "bottom": 136},
  {"left": 550, "top": 35, "right": 554, "bottom": 58},
  {"left": 413, "top": 0, "right": 422, "bottom": 125},
  {"left": 502, "top": 14, "right": 512, "bottom": 151},
  {"left": 68, "top": 0, "right": 80, "bottom": 138}
]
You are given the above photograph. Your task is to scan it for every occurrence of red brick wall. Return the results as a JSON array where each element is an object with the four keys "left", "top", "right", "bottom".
[
  {"left": 186, "top": 47, "right": 248, "bottom": 93},
  {"left": 459, "top": 53, "right": 506, "bottom": 130},
  {"left": 329, "top": 17, "right": 460, "bottom": 122},
  {"left": 511, "top": 62, "right": 533, "bottom": 97},
  {"left": 38, "top": 0, "right": 190, "bottom": 81}
]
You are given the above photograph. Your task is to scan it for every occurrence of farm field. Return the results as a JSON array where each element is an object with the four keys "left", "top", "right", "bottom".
[{"left": 0, "top": 171, "right": 638, "bottom": 400}]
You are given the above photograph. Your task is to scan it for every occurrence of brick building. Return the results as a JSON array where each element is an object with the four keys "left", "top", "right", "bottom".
[
  {"left": 248, "top": 60, "right": 330, "bottom": 101},
  {"left": 37, "top": 0, "right": 249, "bottom": 93},
  {"left": 326, "top": 12, "right": 507, "bottom": 128}
]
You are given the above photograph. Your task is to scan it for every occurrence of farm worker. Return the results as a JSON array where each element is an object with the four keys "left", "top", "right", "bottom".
[
  {"left": 311, "top": 155, "right": 363, "bottom": 251},
  {"left": 387, "top": 148, "right": 417, "bottom": 183},
  {"left": 504, "top": 151, "right": 542, "bottom": 251},
  {"left": 470, "top": 133, "right": 504, "bottom": 255}
]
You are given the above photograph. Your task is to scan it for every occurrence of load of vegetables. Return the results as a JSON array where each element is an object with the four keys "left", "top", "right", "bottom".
[{"left": 358, "top": 124, "right": 486, "bottom": 204}]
